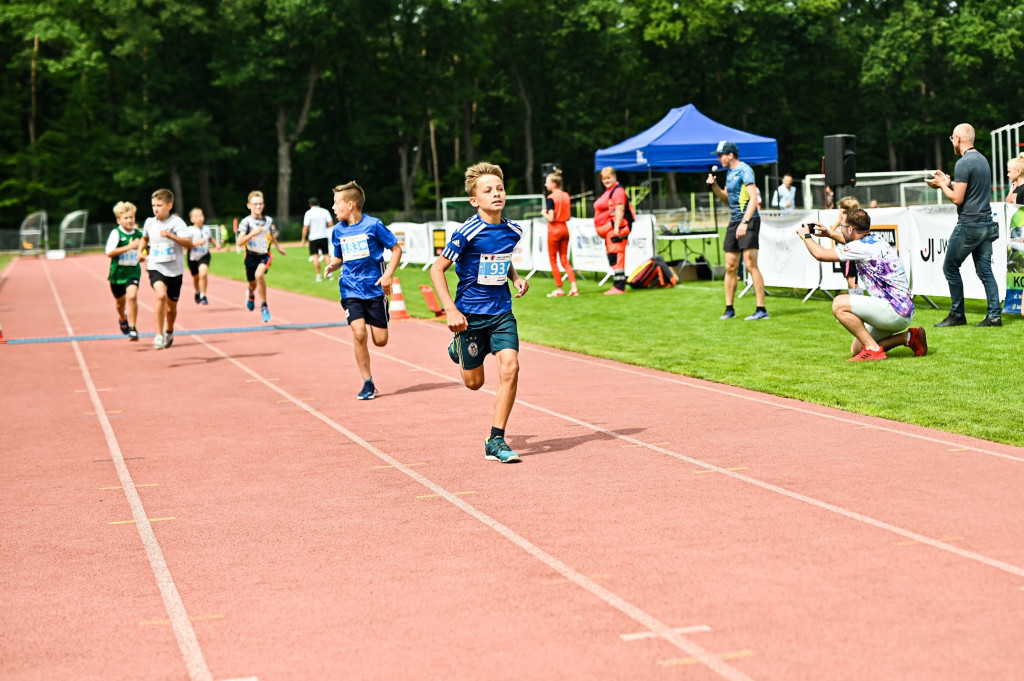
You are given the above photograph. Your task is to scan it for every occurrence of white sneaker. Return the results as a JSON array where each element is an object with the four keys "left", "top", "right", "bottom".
[
  {"left": 315, "top": 274, "right": 322, "bottom": 282},
  {"left": 327, "top": 272, "right": 333, "bottom": 280},
  {"left": 153, "top": 334, "right": 165, "bottom": 350}
]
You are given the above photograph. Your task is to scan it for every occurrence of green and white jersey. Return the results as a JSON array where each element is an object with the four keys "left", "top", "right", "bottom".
[{"left": 105, "top": 226, "right": 142, "bottom": 284}]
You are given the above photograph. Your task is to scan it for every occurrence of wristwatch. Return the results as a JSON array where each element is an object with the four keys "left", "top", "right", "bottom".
[
  {"left": 803, "top": 233, "right": 813, "bottom": 240},
  {"left": 740, "top": 219, "right": 749, "bottom": 225}
]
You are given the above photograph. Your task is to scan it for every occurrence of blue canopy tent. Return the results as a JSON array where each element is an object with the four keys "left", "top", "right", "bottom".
[{"left": 594, "top": 104, "right": 778, "bottom": 172}]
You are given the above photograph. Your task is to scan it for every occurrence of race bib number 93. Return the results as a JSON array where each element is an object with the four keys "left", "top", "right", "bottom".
[{"left": 477, "top": 253, "right": 511, "bottom": 285}]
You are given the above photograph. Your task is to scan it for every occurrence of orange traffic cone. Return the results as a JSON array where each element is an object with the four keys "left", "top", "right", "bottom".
[
  {"left": 389, "top": 277, "right": 412, "bottom": 320},
  {"left": 419, "top": 285, "right": 446, "bottom": 317},
  {"left": 0, "top": 321, "right": 6, "bottom": 344}
]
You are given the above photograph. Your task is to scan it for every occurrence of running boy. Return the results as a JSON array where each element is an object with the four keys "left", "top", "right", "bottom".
[
  {"left": 323, "top": 181, "right": 403, "bottom": 400},
  {"left": 137, "top": 188, "right": 193, "bottom": 349},
  {"left": 429, "top": 162, "right": 529, "bottom": 463},
  {"left": 105, "top": 201, "right": 142, "bottom": 341},
  {"left": 236, "top": 190, "right": 286, "bottom": 322},
  {"left": 186, "top": 207, "right": 215, "bottom": 305}
]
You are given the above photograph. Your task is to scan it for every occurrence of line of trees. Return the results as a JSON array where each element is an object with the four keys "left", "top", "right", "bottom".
[{"left": 1, "top": 0, "right": 1021, "bottom": 229}]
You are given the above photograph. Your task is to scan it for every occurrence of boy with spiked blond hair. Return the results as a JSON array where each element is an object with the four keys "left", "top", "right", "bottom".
[
  {"left": 236, "top": 190, "right": 286, "bottom": 322},
  {"left": 324, "top": 181, "right": 402, "bottom": 400},
  {"left": 138, "top": 188, "right": 193, "bottom": 349},
  {"left": 429, "top": 162, "right": 529, "bottom": 463},
  {"left": 105, "top": 201, "right": 143, "bottom": 341}
]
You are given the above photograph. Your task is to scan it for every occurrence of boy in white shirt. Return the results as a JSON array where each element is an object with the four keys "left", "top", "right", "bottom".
[{"left": 137, "top": 188, "right": 194, "bottom": 349}]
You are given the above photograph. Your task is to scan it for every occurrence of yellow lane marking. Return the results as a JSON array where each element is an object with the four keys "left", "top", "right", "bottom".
[
  {"left": 694, "top": 467, "right": 749, "bottom": 474},
  {"left": 139, "top": 613, "right": 225, "bottom": 626},
  {"left": 99, "top": 484, "right": 157, "bottom": 490},
  {"left": 543, "top": 573, "right": 612, "bottom": 586},
  {"left": 659, "top": 649, "right": 754, "bottom": 666},
  {"left": 896, "top": 536, "right": 963, "bottom": 546},
  {"left": 374, "top": 462, "right": 426, "bottom": 469},
  {"left": 109, "top": 517, "right": 175, "bottom": 525},
  {"left": 417, "top": 491, "right": 477, "bottom": 499},
  {"left": 948, "top": 447, "right": 970, "bottom": 452},
  {"left": 621, "top": 442, "right": 669, "bottom": 448}
]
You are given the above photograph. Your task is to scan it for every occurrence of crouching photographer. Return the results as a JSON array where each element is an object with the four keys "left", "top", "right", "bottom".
[{"left": 799, "top": 209, "right": 927, "bottom": 362}]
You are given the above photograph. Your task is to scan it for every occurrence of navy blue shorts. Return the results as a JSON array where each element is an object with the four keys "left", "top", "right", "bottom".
[
  {"left": 341, "top": 296, "right": 389, "bottom": 329},
  {"left": 451, "top": 311, "right": 519, "bottom": 371}
]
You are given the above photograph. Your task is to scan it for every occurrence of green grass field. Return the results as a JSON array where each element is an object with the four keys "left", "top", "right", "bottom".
[
  {"left": 8, "top": 245, "right": 1018, "bottom": 446},
  {"left": 204, "top": 243, "right": 1024, "bottom": 447}
]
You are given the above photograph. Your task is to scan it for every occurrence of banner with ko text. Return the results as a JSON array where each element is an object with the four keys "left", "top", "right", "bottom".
[{"left": 1004, "top": 202, "right": 1024, "bottom": 314}]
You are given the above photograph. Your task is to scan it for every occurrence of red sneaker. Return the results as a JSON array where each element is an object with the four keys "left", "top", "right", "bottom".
[
  {"left": 604, "top": 287, "right": 626, "bottom": 295},
  {"left": 546, "top": 289, "right": 565, "bottom": 298},
  {"left": 848, "top": 347, "right": 887, "bottom": 362},
  {"left": 907, "top": 327, "right": 928, "bottom": 357}
]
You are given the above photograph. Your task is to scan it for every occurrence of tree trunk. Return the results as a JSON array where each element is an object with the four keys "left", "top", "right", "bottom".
[
  {"left": 463, "top": 99, "right": 475, "bottom": 162},
  {"left": 429, "top": 118, "right": 441, "bottom": 219},
  {"left": 398, "top": 122, "right": 426, "bottom": 215},
  {"left": 275, "top": 66, "right": 321, "bottom": 227},
  {"left": 666, "top": 172, "right": 679, "bottom": 209},
  {"left": 511, "top": 64, "right": 534, "bottom": 194},
  {"left": 199, "top": 166, "right": 214, "bottom": 218},
  {"left": 170, "top": 164, "right": 184, "bottom": 214},
  {"left": 885, "top": 114, "right": 897, "bottom": 171}
]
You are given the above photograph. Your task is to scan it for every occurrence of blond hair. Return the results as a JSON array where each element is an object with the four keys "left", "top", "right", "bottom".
[
  {"left": 151, "top": 188, "right": 174, "bottom": 203},
  {"left": 113, "top": 201, "right": 137, "bottom": 219},
  {"left": 838, "top": 196, "right": 860, "bottom": 212},
  {"left": 546, "top": 170, "right": 563, "bottom": 188},
  {"left": 1008, "top": 153, "right": 1024, "bottom": 173},
  {"left": 332, "top": 181, "right": 366, "bottom": 210},
  {"left": 465, "top": 162, "right": 504, "bottom": 196},
  {"left": 600, "top": 167, "right": 617, "bottom": 180},
  {"left": 247, "top": 190, "right": 264, "bottom": 202}
]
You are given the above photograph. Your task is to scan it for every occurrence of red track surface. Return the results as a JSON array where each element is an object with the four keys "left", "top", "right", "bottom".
[{"left": 2, "top": 253, "right": 1024, "bottom": 681}]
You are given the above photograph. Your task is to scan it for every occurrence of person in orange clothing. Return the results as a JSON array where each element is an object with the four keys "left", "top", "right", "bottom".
[
  {"left": 593, "top": 167, "right": 634, "bottom": 295},
  {"left": 543, "top": 170, "right": 578, "bottom": 297}
]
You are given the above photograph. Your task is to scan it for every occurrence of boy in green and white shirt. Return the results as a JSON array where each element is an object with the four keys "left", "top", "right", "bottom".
[{"left": 105, "top": 201, "right": 143, "bottom": 341}]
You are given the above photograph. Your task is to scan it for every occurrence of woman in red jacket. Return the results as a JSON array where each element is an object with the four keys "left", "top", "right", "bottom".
[
  {"left": 593, "top": 167, "right": 634, "bottom": 295},
  {"left": 543, "top": 171, "right": 578, "bottom": 297}
]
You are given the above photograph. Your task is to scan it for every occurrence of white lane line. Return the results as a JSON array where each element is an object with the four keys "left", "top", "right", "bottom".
[
  {"left": 296, "top": 327, "right": 1024, "bottom": 582},
  {"left": 43, "top": 263, "right": 216, "bottom": 681},
  {"left": 621, "top": 625, "right": 712, "bottom": 641},
  {"left": 184, "top": 333, "right": 757, "bottom": 681}
]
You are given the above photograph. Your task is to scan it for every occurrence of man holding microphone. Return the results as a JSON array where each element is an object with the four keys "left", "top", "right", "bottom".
[{"left": 799, "top": 209, "right": 928, "bottom": 362}]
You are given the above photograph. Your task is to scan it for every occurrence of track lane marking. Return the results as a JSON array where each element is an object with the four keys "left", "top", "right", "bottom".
[{"left": 621, "top": 624, "right": 712, "bottom": 641}]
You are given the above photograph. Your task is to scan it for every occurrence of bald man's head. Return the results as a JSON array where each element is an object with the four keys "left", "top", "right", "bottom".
[{"left": 953, "top": 123, "right": 976, "bottom": 144}]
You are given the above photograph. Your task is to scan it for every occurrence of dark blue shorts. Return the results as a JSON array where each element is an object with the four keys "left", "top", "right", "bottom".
[
  {"left": 341, "top": 296, "right": 389, "bottom": 329},
  {"left": 452, "top": 311, "right": 519, "bottom": 370}
]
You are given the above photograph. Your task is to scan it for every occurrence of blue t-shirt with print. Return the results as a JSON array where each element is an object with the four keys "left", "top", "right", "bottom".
[
  {"left": 443, "top": 214, "right": 523, "bottom": 316},
  {"left": 725, "top": 162, "right": 759, "bottom": 222},
  {"left": 331, "top": 214, "right": 398, "bottom": 299}
]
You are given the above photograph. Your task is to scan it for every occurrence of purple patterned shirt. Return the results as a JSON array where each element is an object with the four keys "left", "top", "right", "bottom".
[{"left": 836, "top": 234, "right": 914, "bottom": 318}]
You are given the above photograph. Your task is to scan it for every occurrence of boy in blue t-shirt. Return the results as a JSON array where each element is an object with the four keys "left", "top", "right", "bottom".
[
  {"left": 430, "top": 162, "right": 529, "bottom": 463},
  {"left": 323, "top": 181, "right": 403, "bottom": 400}
]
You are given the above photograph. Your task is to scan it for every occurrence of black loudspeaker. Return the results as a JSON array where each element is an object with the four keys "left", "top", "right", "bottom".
[
  {"left": 824, "top": 135, "right": 856, "bottom": 186},
  {"left": 540, "top": 162, "right": 561, "bottom": 179}
]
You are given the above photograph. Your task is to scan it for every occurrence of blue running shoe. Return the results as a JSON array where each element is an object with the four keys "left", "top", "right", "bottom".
[
  {"left": 246, "top": 295, "right": 255, "bottom": 311},
  {"left": 448, "top": 338, "right": 460, "bottom": 364},
  {"left": 484, "top": 436, "right": 521, "bottom": 463},
  {"left": 744, "top": 310, "right": 770, "bottom": 321},
  {"left": 357, "top": 381, "right": 377, "bottom": 400},
  {"left": 261, "top": 306, "right": 271, "bottom": 323},
  {"left": 719, "top": 309, "right": 736, "bottom": 320}
]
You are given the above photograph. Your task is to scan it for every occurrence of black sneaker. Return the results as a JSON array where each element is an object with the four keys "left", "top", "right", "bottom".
[
  {"left": 974, "top": 316, "right": 1002, "bottom": 327},
  {"left": 163, "top": 331, "right": 174, "bottom": 348},
  {"left": 356, "top": 381, "right": 377, "bottom": 400},
  {"left": 128, "top": 327, "right": 139, "bottom": 342},
  {"left": 934, "top": 314, "right": 966, "bottom": 327},
  {"left": 118, "top": 318, "right": 130, "bottom": 335},
  {"left": 200, "top": 295, "right": 209, "bottom": 305},
  {"left": 194, "top": 292, "right": 201, "bottom": 304}
]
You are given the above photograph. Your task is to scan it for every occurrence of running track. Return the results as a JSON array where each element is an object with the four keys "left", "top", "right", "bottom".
[{"left": 2, "top": 253, "right": 1024, "bottom": 681}]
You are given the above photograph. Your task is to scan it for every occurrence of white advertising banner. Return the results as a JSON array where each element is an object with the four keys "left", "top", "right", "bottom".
[
  {"left": 529, "top": 218, "right": 552, "bottom": 274},
  {"left": 906, "top": 204, "right": 1006, "bottom": 301},
  {"left": 757, "top": 210, "right": 821, "bottom": 288},
  {"left": 569, "top": 219, "right": 611, "bottom": 273},
  {"left": 385, "top": 222, "right": 432, "bottom": 265},
  {"left": 625, "top": 214, "right": 656, "bottom": 273},
  {"left": 511, "top": 218, "right": 532, "bottom": 273}
]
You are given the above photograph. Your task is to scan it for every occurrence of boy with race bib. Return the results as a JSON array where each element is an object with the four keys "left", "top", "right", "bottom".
[
  {"left": 137, "top": 188, "right": 194, "bottom": 350},
  {"left": 105, "top": 201, "right": 143, "bottom": 341},
  {"left": 323, "top": 181, "right": 403, "bottom": 400},
  {"left": 429, "top": 162, "right": 529, "bottom": 463},
  {"left": 186, "top": 207, "right": 217, "bottom": 305},
  {"left": 237, "top": 190, "right": 286, "bottom": 323}
]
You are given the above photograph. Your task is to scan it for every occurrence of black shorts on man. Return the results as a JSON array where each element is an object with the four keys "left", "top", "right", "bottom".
[
  {"left": 187, "top": 253, "right": 211, "bottom": 276},
  {"left": 308, "top": 238, "right": 329, "bottom": 256},
  {"left": 723, "top": 216, "right": 760, "bottom": 252},
  {"left": 147, "top": 270, "right": 183, "bottom": 302},
  {"left": 341, "top": 296, "right": 390, "bottom": 329},
  {"left": 244, "top": 252, "right": 272, "bottom": 281}
]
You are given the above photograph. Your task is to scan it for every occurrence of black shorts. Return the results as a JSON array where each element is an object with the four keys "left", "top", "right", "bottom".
[
  {"left": 187, "top": 253, "right": 211, "bottom": 276},
  {"left": 452, "top": 311, "right": 519, "bottom": 371},
  {"left": 309, "top": 238, "right": 329, "bottom": 256},
  {"left": 109, "top": 279, "right": 140, "bottom": 299},
  {"left": 341, "top": 296, "right": 389, "bottom": 329},
  {"left": 244, "top": 252, "right": 272, "bottom": 281},
  {"left": 724, "top": 216, "right": 760, "bottom": 252},
  {"left": 147, "top": 270, "right": 183, "bottom": 302}
]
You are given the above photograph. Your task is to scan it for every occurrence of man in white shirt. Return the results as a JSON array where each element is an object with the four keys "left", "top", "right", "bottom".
[
  {"left": 301, "top": 197, "right": 335, "bottom": 281},
  {"left": 771, "top": 174, "right": 797, "bottom": 213}
]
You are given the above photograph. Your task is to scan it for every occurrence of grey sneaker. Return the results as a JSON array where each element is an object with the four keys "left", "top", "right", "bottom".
[
  {"left": 152, "top": 334, "right": 165, "bottom": 350},
  {"left": 484, "top": 436, "right": 521, "bottom": 463},
  {"left": 163, "top": 331, "right": 174, "bottom": 348}
]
